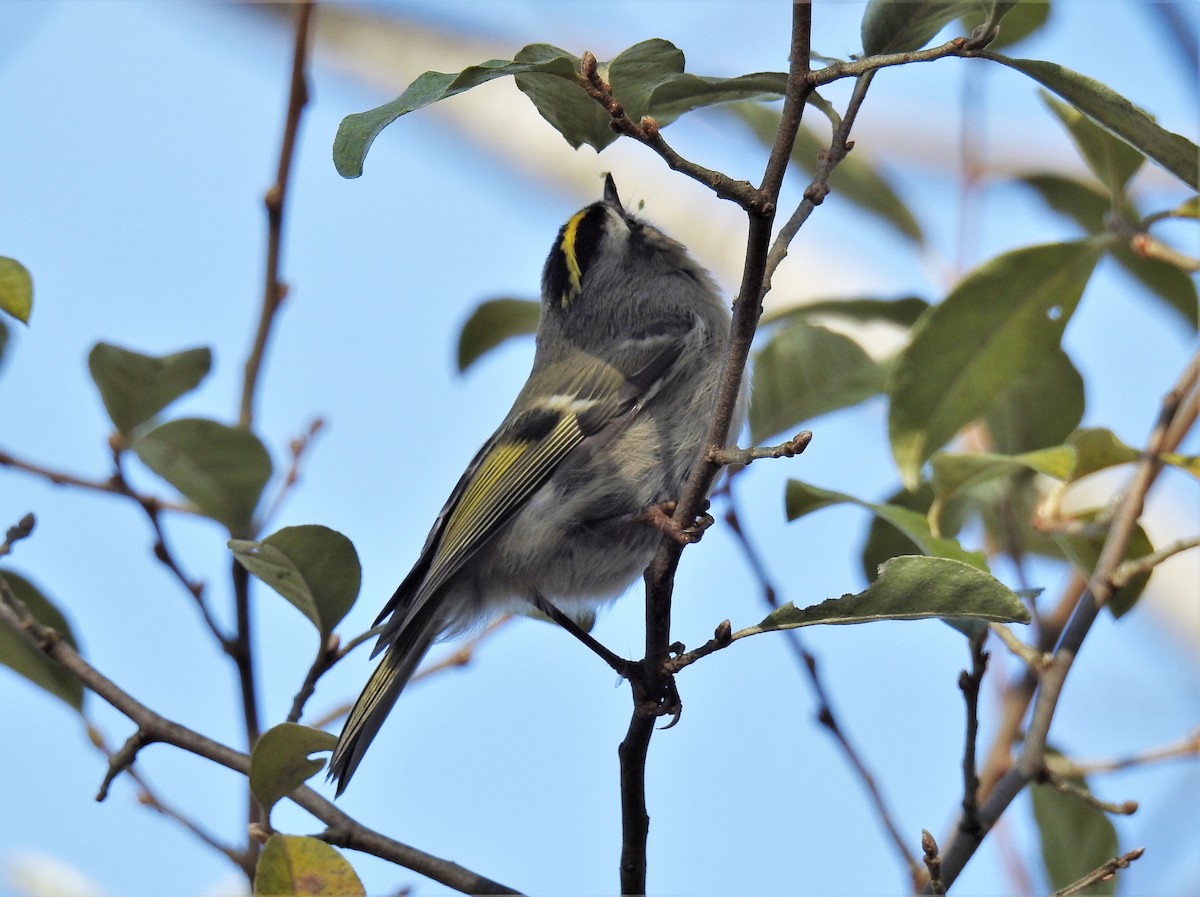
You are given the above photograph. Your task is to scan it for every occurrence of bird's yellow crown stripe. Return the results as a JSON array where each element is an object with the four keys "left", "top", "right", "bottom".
[{"left": 559, "top": 209, "right": 588, "bottom": 304}]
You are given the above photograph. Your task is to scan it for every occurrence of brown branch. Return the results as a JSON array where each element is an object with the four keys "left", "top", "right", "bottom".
[
  {"left": 239, "top": 0, "right": 312, "bottom": 429},
  {"left": 932, "top": 350, "right": 1200, "bottom": 890},
  {"left": 617, "top": 6, "right": 815, "bottom": 893},
  {"left": 1049, "top": 848, "right": 1145, "bottom": 897},
  {"left": 1042, "top": 771, "right": 1138, "bottom": 816},
  {"left": 709, "top": 431, "right": 812, "bottom": 467},
  {"left": 0, "top": 447, "right": 194, "bottom": 515},
  {"left": 260, "top": 416, "right": 325, "bottom": 526},
  {"left": 1, "top": 511, "right": 35, "bottom": 557},
  {"left": 921, "top": 830, "right": 945, "bottom": 896},
  {"left": 0, "top": 586, "right": 523, "bottom": 895},
  {"left": 1044, "top": 729, "right": 1200, "bottom": 777},
  {"left": 956, "top": 632, "right": 989, "bottom": 840}
]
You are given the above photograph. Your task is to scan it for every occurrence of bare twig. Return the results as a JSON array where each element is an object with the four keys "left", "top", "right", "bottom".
[
  {"left": 1042, "top": 771, "right": 1138, "bottom": 816},
  {"left": 260, "top": 416, "right": 325, "bottom": 526},
  {"left": 0, "top": 586, "right": 523, "bottom": 896},
  {"left": 0, "top": 448, "right": 194, "bottom": 515},
  {"left": 1044, "top": 729, "right": 1200, "bottom": 777},
  {"left": 987, "top": 621, "right": 1050, "bottom": 670},
  {"left": 921, "top": 830, "right": 945, "bottom": 896},
  {"left": 1111, "top": 534, "right": 1200, "bottom": 587},
  {"left": 1049, "top": 848, "right": 1145, "bottom": 897},
  {"left": 709, "top": 431, "right": 812, "bottom": 467},
  {"left": 239, "top": 0, "right": 313, "bottom": 429},
  {"left": 1, "top": 512, "right": 35, "bottom": 557},
  {"left": 288, "top": 633, "right": 341, "bottom": 724},
  {"left": 957, "top": 633, "right": 988, "bottom": 839}
]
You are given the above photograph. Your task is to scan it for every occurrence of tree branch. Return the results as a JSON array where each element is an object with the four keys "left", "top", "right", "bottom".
[
  {"left": 0, "top": 585, "right": 523, "bottom": 896},
  {"left": 1049, "top": 848, "right": 1145, "bottom": 897}
]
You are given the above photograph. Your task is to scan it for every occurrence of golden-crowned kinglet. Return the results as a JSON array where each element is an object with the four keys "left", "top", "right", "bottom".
[{"left": 330, "top": 175, "right": 739, "bottom": 793}]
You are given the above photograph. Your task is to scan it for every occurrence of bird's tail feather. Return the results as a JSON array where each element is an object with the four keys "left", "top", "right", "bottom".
[{"left": 328, "top": 602, "right": 442, "bottom": 795}]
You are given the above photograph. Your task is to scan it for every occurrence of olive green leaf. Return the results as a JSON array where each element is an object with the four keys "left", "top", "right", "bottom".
[
  {"left": 254, "top": 834, "right": 364, "bottom": 897},
  {"left": 980, "top": 52, "right": 1198, "bottom": 189},
  {"left": 1019, "top": 174, "right": 1198, "bottom": 331},
  {"left": 0, "top": 257, "right": 32, "bottom": 324},
  {"left": 249, "top": 723, "right": 338, "bottom": 823},
  {"left": 1031, "top": 763, "right": 1119, "bottom": 895},
  {"left": 0, "top": 570, "right": 84, "bottom": 711},
  {"left": 88, "top": 343, "right": 212, "bottom": 435},
  {"left": 787, "top": 480, "right": 988, "bottom": 570},
  {"left": 861, "top": 0, "right": 979, "bottom": 56},
  {"left": 457, "top": 297, "right": 540, "bottom": 373},
  {"left": 961, "top": 0, "right": 1051, "bottom": 51},
  {"left": 985, "top": 346, "right": 1086, "bottom": 455},
  {"left": 132, "top": 418, "right": 272, "bottom": 534},
  {"left": 229, "top": 526, "right": 361, "bottom": 637},
  {"left": 1053, "top": 508, "right": 1154, "bottom": 618},
  {"left": 1041, "top": 91, "right": 1145, "bottom": 199},
  {"left": 888, "top": 240, "right": 1102, "bottom": 488},
  {"left": 734, "top": 555, "right": 1030, "bottom": 639},
  {"left": 762, "top": 295, "right": 930, "bottom": 329},
  {"left": 750, "top": 321, "right": 886, "bottom": 443}
]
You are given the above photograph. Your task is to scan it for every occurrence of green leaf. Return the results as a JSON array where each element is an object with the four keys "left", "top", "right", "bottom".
[
  {"left": 132, "top": 418, "right": 272, "bottom": 534},
  {"left": 931, "top": 445, "right": 1074, "bottom": 512},
  {"left": 512, "top": 44, "right": 613, "bottom": 151},
  {"left": 250, "top": 724, "right": 338, "bottom": 823},
  {"left": 763, "top": 295, "right": 930, "bottom": 329},
  {"left": 642, "top": 71, "right": 788, "bottom": 126},
  {"left": 962, "top": 0, "right": 1051, "bottom": 51},
  {"left": 230, "top": 526, "right": 361, "bottom": 637},
  {"left": 335, "top": 47, "right": 581, "bottom": 177},
  {"left": 1054, "top": 508, "right": 1153, "bottom": 618},
  {"left": 0, "top": 257, "right": 33, "bottom": 324},
  {"left": 1041, "top": 91, "right": 1145, "bottom": 198},
  {"left": 888, "top": 240, "right": 1102, "bottom": 487},
  {"left": 786, "top": 480, "right": 988, "bottom": 570},
  {"left": 861, "top": 0, "right": 979, "bottom": 55},
  {"left": 750, "top": 321, "right": 886, "bottom": 443},
  {"left": 457, "top": 298, "right": 540, "bottom": 373},
  {"left": 0, "top": 570, "right": 84, "bottom": 711},
  {"left": 730, "top": 103, "right": 924, "bottom": 243},
  {"left": 981, "top": 52, "right": 1199, "bottom": 189},
  {"left": 1019, "top": 175, "right": 1198, "bottom": 330},
  {"left": 734, "top": 555, "right": 1030, "bottom": 639},
  {"left": 985, "top": 346, "right": 1086, "bottom": 454},
  {"left": 87, "top": 343, "right": 212, "bottom": 435},
  {"left": 254, "top": 834, "right": 364, "bottom": 897},
  {"left": 1066, "top": 427, "right": 1139, "bottom": 481},
  {"left": 1031, "top": 768, "right": 1119, "bottom": 895}
]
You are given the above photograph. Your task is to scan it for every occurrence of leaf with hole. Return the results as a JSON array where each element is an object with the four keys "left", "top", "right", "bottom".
[
  {"left": 132, "top": 418, "right": 272, "bottom": 534},
  {"left": 230, "top": 525, "right": 361, "bottom": 637},
  {"left": 249, "top": 724, "right": 339, "bottom": 823},
  {"left": 88, "top": 343, "right": 212, "bottom": 435}
]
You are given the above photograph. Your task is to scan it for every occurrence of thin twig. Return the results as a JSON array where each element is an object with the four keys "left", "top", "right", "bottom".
[
  {"left": 1111, "top": 534, "right": 1200, "bottom": 587},
  {"left": 0, "top": 448, "right": 194, "bottom": 515},
  {"left": 1044, "top": 729, "right": 1200, "bottom": 777},
  {"left": 1049, "top": 848, "right": 1145, "bottom": 897},
  {"left": 1, "top": 512, "right": 35, "bottom": 557},
  {"left": 260, "top": 416, "right": 325, "bottom": 526},
  {"left": 239, "top": 0, "right": 312, "bottom": 429},
  {"left": 288, "top": 633, "right": 340, "bottom": 724},
  {"left": 709, "top": 431, "right": 812, "bottom": 467},
  {"left": 957, "top": 632, "right": 988, "bottom": 839},
  {"left": 922, "top": 830, "right": 945, "bottom": 896},
  {"left": 987, "top": 621, "right": 1050, "bottom": 670},
  {"left": 0, "top": 586, "right": 523, "bottom": 896},
  {"left": 1042, "top": 770, "right": 1138, "bottom": 816}
]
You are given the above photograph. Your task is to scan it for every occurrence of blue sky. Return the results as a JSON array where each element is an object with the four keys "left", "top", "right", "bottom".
[{"left": 1, "top": 3, "right": 1197, "bottom": 896}]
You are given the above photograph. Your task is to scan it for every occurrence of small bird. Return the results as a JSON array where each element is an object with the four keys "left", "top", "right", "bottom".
[{"left": 329, "top": 175, "right": 737, "bottom": 794}]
